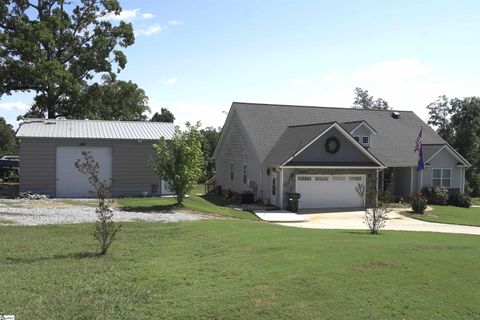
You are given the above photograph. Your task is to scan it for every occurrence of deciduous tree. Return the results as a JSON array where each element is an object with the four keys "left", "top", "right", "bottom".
[
  {"left": 0, "top": 117, "right": 17, "bottom": 156},
  {"left": 352, "top": 87, "right": 391, "bottom": 110},
  {"left": 151, "top": 108, "right": 175, "bottom": 123},
  {"left": 151, "top": 122, "right": 204, "bottom": 205},
  {"left": 0, "top": 0, "right": 144, "bottom": 119}
]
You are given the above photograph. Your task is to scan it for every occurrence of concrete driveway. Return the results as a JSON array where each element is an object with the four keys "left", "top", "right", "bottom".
[{"left": 278, "top": 209, "right": 480, "bottom": 235}]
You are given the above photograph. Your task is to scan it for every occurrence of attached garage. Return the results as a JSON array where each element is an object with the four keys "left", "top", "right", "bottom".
[
  {"left": 295, "top": 174, "right": 365, "bottom": 209},
  {"left": 17, "top": 119, "right": 175, "bottom": 198}
]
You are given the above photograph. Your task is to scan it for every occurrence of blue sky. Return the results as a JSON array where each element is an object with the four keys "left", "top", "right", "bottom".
[{"left": 1, "top": 0, "right": 479, "bottom": 128}]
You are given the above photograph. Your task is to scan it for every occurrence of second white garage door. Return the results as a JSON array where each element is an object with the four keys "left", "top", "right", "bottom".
[
  {"left": 295, "top": 175, "right": 365, "bottom": 209},
  {"left": 56, "top": 146, "right": 113, "bottom": 198}
]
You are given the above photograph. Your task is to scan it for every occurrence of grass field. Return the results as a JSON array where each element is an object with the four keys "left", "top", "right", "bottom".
[
  {"left": 118, "top": 185, "right": 256, "bottom": 220},
  {"left": 1, "top": 220, "right": 480, "bottom": 319},
  {"left": 413, "top": 205, "right": 480, "bottom": 227}
]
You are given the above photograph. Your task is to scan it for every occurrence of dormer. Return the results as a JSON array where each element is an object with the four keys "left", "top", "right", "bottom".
[{"left": 341, "top": 121, "right": 377, "bottom": 148}]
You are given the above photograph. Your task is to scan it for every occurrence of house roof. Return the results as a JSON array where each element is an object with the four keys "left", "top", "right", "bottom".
[
  {"left": 16, "top": 119, "right": 175, "bottom": 140},
  {"left": 263, "top": 122, "right": 383, "bottom": 167},
  {"left": 263, "top": 122, "right": 334, "bottom": 166},
  {"left": 340, "top": 120, "right": 377, "bottom": 134},
  {"left": 228, "top": 102, "right": 464, "bottom": 167}
]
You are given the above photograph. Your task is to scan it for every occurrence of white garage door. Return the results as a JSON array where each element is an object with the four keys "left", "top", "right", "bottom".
[
  {"left": 56, "top": 147, "right": 113, "bottom": 198},
  {"left": 296, "top": 175, "right": 365, "bottom": 209}
]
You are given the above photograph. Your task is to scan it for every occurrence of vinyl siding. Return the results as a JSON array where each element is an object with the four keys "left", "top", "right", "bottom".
[
  {"left": 19, "top": 138, "right": 164, "bottom": 197},
  {"left": 290, "top": 128, "right": 374, "bottom": 165},
  {"left": 423, "top": 149, "right": 461, "bottom": 189},
  {"left": 214, "top": 111, "right": 262, "bottom": 199}
]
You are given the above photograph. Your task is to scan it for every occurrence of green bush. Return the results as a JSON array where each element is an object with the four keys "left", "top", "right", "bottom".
[
  {"left": 411, "top": 194, "right": 428, "bottom": 214},
  {"left": 421, "top": 187, "right": 449, "bottom": 205},
  {"left": 448, "top": 193, "right": 472, "bottom": 208}
]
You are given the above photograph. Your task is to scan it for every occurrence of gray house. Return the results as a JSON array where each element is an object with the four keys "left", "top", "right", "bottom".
[
  {"left": 16, "top": 119, "right": 174, "bottom": 198},
  {"left": 213, "top": 102, "right": 470, "bottom": 209}
]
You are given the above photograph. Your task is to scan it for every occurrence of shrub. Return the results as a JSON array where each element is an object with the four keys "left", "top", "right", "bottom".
[
  {"left": 75, "top": 151, "right": 120, "bottom": 256},
  {"left": 411, "top": 194, "right": 427, "bottom": 214},
  {"left": 448, "top": 193, "right": 472, "bottom": 208},
  {"left": 421, "top": 187, "right": 449, "bottom": 205}
]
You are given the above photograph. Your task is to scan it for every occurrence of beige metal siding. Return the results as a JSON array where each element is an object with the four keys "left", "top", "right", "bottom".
[{"left": 19, "top": 138, "right": 163, "bottom": 197}]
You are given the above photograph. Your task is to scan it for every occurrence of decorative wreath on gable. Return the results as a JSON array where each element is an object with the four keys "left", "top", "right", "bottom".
[{"left": 325, "top": 137, "right": 340, "bottom": 154}]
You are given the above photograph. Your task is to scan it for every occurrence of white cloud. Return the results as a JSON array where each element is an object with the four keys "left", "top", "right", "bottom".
[
  {"left": 136, "top": 24, "right": 163, "bottom": 36},
  {"left": 142, "top": 13, "right": 155, "bottom": 19},
  {"left": 350, "top": 58, "right": 429, "bottom": 84},
  {"left": 0, "top": 102, "right": 30, "bottom": 111},
  {"left": 165, "top": 77, "right": 177, "bottom": 85},
  {"left": 168, "top": 20, "right": 183, "bottom": 26},
  {"left": 99, "top": 8, "right": 140, "bottom": 21},
  {"left": 99, "top": 9, "right": 156, "bottom": 22}
]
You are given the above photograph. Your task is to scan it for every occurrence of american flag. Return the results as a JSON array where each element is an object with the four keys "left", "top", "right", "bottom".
[{"left": 413, "top": 128, "right": 423, "bottom": 154}]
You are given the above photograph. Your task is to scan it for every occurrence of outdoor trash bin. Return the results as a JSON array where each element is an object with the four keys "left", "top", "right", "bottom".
[{"left": 287, "top": 192, "right": 301, "bottom": 212}]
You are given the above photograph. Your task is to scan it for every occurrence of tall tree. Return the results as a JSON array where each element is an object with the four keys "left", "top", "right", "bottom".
[
  {"left": 426, "top": 95, "right": 454, "bottom": 144},
  {"left": 151, "top": 122, "right": 204, "bottom": 205},
  {"left": 427, "top": 96, "right": 480, "bottom": 195},
  {"left": 0, "top": 0, "right": 140, "bottom": 119},
  {"left": 200, "top": 126, "right": 221, "bottom": 180},
  {"left": 352, "top": 87, "right": 391, "bottom": 110},
  {"left": 77, "top": 75, "right": 150, "bottom": 120},
  {"left": 0, "top": 117, "right": 17, "bottom": 156},
  {"left": 151, "top": 108, "right": 175, "bottom": 123}
]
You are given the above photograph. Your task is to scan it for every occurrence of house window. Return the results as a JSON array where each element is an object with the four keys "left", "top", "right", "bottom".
[
  {"left": 432, "top": 168, "right": 451, "bottom": 188},
  {"left": 354, "top": 136, "right": 360, "bottom": 142},
  {"left": 242, "top": 164, "right": 247, "bottom": 184},
  {"left": 230, "top": 162, "right": 234, "bottom": 181},
  {"left": 362, "top": 136, "right": 369, "bottom": 145}
]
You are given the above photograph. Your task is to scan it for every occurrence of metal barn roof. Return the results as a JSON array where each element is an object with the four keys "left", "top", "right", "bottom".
[{"left": 16, "top": 119, "right": 175, "bottom": 140}]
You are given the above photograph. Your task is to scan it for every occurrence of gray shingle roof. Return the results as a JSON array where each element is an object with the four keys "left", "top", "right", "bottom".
[
  {"left": 232, "top": 102, "right": 454, "bottom": 167},
  {"left": 263, "top": 122, "right": 334, "bottom": 166},
  {"left": 16, "top": 119, "right": 175, "bottom": 140}
]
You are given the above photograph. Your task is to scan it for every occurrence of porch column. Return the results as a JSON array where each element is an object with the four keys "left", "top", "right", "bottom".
[
  {"left": 410, "top": 167, "right": 414, "bottom": 195},
  {"left": 279, "top": 167, "right": 284, "bottom": 209}
]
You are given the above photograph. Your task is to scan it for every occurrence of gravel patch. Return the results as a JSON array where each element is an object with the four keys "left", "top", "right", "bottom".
[{"left": 0, "top": 206, "right": 211, "bottom": 226}]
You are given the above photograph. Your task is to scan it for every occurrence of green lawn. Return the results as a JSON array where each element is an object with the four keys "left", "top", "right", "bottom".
[
  {"left": 413, "top": 205, "right": 480, "bottom": 227},
  {"left": 118, "top": 185, "right": 257, "bottom": 220},
  {"left": 0, "top": 220, "right": 479, "bottom": 319}
]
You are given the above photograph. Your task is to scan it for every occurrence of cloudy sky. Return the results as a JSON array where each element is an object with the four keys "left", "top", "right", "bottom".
[{"left": 1, "top": 0, "right": 479, "bottom": 128}]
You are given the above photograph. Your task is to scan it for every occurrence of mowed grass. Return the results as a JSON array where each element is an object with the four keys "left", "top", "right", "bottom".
[
  {"left": 413, "top": 205, "right": 480, "bottom": 227},
  {"left": 1, "top": 220, "right": 480, "bottom": 319},
  {"left": 118, "top": 185, "right": 256, "bottom": 220}
]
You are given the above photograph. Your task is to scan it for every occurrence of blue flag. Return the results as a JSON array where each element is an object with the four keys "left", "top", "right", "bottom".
[{"left": 417, "top": 145, "right": 424, "bottom": 172}]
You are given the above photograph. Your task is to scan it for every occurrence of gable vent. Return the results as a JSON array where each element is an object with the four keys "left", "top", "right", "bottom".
[{"left": 391, "top": 111, "right": 400, "bottom": 119}]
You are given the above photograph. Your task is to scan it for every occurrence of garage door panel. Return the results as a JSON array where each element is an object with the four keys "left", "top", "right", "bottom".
[
  {"left": 296, "top": 175, "right": 364, "bottom": 209},
  {"left": 56, "top": 147, "right": 112, "bottom": 198}
]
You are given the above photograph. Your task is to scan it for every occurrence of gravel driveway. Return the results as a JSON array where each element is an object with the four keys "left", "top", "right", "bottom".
[{"left": 0, "top": 205, "right": 210, "bottom": 226}]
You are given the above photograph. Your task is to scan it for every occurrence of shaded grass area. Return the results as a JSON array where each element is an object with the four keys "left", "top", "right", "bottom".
[
  {"left": 0, "top": 220, "right": 479, "bottom": 319},
  {"left": 413, "top": 205, "right": 480, "bottom": 227},
  {"left": 118, "top": 185, "right": 256, "bottom": 220}
]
